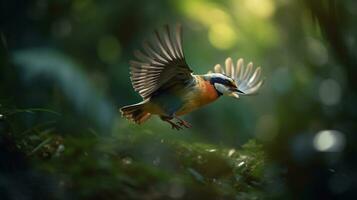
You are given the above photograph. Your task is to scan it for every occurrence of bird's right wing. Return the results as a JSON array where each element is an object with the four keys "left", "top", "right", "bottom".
[
  {"left": 210, "top": 57, "right": 264, "bottom": 95},
  {"left": 130, "top": 24, "right": 194, "bottom": 99}
]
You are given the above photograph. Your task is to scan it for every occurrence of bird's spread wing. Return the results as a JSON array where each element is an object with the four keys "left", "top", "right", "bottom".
[
  {"left": 130, "top": 24, "right": 193, "bottom": 99},
  {"left": 209, "top": 57, "right": 264, "bottom": 95}
]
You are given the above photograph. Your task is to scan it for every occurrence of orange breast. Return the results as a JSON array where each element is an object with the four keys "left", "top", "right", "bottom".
[
  {"left": 176, "top": 78, "right": 219, "bottom": 116},
  {"left": 199, "top": 80, "right": 220, "bottom": 103}
]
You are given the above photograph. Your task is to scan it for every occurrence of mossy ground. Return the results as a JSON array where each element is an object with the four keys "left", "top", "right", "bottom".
[{"left": 7, "top": 126, "right": 266, "bottom": 200}]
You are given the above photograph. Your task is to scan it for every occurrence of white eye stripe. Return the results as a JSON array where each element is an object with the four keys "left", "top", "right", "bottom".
[
  {"left": 214, "top": 83, "right": 230, "bottom": 94},
  {"left": 209, "top": 73, "right": 235, "bottom": 85}
]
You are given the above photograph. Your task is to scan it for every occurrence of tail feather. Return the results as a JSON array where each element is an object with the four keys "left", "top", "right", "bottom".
[{"left": 120, "top": 101, "right": 151, "bottom": 124}]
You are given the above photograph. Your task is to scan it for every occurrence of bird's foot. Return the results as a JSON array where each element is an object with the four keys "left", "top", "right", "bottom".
[
  {"left": 171, "top": 123, "right": 183, "bottom": 130},
  {"left": 176, "top": 118, "right": 192, "bottom": 128},
  {"left": 161, "top": 116, "right": 183, "bottom": 130}
]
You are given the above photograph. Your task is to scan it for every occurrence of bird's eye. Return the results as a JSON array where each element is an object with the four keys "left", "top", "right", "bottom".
[{"left": 227, "top": 81, "right": 235, "bottom": 87}]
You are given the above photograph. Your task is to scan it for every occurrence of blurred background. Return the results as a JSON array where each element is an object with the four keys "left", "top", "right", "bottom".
[{"left": 1, "top": 0, "right": 357, "bottom": 199}]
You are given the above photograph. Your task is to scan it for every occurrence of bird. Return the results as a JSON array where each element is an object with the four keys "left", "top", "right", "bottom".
[{"left": 120, "top": 24, "right": 263, "bottom": 130}]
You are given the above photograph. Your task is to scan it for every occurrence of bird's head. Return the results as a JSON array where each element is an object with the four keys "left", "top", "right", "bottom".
[{"left": 206, "top": 73, "right": 244, "bottom": 99}]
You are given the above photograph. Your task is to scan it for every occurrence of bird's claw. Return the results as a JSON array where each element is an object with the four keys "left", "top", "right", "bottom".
[
  {"left": 171, "top": 123, "right": 182, "bottom": 130},
  {"left": 162, "top": 116, "right": 191, "bottom": 130},
  {"left": 177, "top": 120, "right": 192, "bottom": 128}
]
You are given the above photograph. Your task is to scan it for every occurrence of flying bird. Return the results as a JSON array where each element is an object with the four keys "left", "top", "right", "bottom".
[{"left": 120, "top": 24, "right": 263, "bottom": 130}]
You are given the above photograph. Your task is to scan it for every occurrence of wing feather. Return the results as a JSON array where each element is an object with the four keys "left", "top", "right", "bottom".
[
  {"left": 243, "top": 62, "right": 253, "bottom": 81},
  {"left": 129, "top": 24, "right": 193, "bottom": 99},
  {"left": 214, "top": 64, "right": 224, "bottom": 74},
  {"left": 175, "top": 24, "right": 184, "bottom": 58},
  {"left": 248, "top": 67, "right": 261, "bottom": 87},
  {"left": 209, "top": 58, "right": 264, "bottom": 95},
  {"left": 154, "top": 30, "right": 173, "bottom": 61},
  {"left": 163, "top": 25, "right": 177, "bottom": 59},
  {"left": 225, "top": 57, "right": 234, "bottom": 78},
  {"left": 133, "top": 50, "right": 165, "bottom": 66},
  {"left": 142, "top": 41, "right": 168, "bottom": 64}
]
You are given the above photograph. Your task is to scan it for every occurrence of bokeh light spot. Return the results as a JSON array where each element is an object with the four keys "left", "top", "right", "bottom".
[
  {"left": 243, "top": 0, "right": 275, "bottom": 18},
  {"left": 208, "top": 23, "right": 237, "bottom": 49},
  {"left": 313, "top": 130, "right": 345, "bottom": 152},
  {"left": 181, "top": 1, "right": 230, "bottom": 26},
  {"left": 306, "top": 37, "right": 328, "bottom": 66},
  {"left": 319, "top": 79, "right": 341, "bottom": 106},
  {"left": 97, "top": 35, "right": 121, "bottom": 64}
]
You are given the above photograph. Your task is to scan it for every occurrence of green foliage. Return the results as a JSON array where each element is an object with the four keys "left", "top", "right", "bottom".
[{"left": 10, "top": 128, "right": 266, "bottom": 200}]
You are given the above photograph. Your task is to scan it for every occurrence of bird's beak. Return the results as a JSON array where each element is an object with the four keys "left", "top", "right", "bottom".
[
  {"left": 228, "top": 87, "right": 244, "bottom": 99},
  {"left": 230, "top": 87, "right": 245, "bottom": 94},
  {"left": 229, "top": 92, "right": 240, "bottom": 99},
  {"left": 235, "top": 89, "right": 245, "bottom": 94}
]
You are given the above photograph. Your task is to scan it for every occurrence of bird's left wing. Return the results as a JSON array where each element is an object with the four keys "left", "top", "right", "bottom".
[
  {"left": 130, "top": 24, "right": 194, "bottom": 99},
  {"left": 209, "top": 57, "right": 264, "bottom": 95}
]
